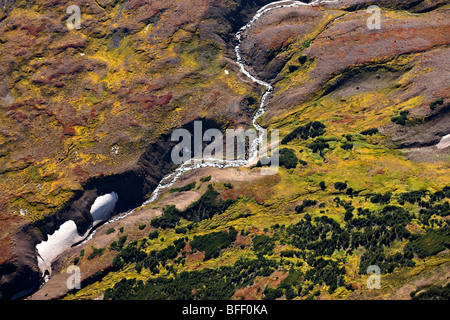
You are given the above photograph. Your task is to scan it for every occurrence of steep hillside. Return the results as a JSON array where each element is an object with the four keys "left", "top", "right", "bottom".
[
  {"left": 1, "top": 0, "right": 449, "bottom": 300},
  {"left": 0, "top": 0, "right": 270, "bottom": 299}
]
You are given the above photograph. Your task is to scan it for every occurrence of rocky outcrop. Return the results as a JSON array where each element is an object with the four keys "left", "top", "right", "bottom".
[
  {"left": 389, "top": 103, "right": 450, "bottom": 149},
  {"left": 0, "top": 218, "right": 44, "bottom": 300}
]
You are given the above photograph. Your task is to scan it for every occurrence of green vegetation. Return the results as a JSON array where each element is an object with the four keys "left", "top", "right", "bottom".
[
  {"left": 411, "top": 283, "right": 450, "bottom": 300},
  {"left": 224, "top": 182, "right": 233, "bottom": 189},
  {"left": 360, "top": 128, "right": 379, "bottom": 136},
  {"left": 170, "top": 182, "right": 196, "bottom": 193},
  {"left": 405, "top": 228, "right": 450, "bottom": 258},
  {"left": 265, "top": 258, "right": 346, "bottom": 298},
  {"left": 6, "top": 0, "right": 450, "bottom": 303},
  {"left": 175, "top": 226, "right": 187, "bottom": 234},
  {"left": 104, "top": 257, "right": 277, "bottom": 300},
  {"left": 254, "top": 148, "right": 304, "bottom": 169},
  {"left": 298, "top": 55, "right": 308, "bottom": 64},
  {"left": 28, "top": 165, "right": 57, "bottom": 183},
  {"left": 391, "top": 110, "right": 409, "bottom": 126},
  {"left": 370, "top": 192, "right": 392, "bottom": 204},
  {"left": 106, "top": 196, "right": 426, "bottom": 299},
  {"left": 278, "top": 148, "right": 299, "bottom": 169},
  {"left": 301, "top": 39, "right": 313, "bottom": 49},
  {"left": 151, "top": 205, "right": 181, "bottom": 229},
  {"left": 148, "top": 230, "right": 159, "bottom": 240},
  {"left": 87, "top": 247, "right": 105, "bottom": 260},
  {"left": 112, "top": 242, "right": 147, "bottom": 271},
  {"left": 112, "top": 237, "right": 185, "bottom": 274},
  {"left": 262, "top": 286, "right": 283, "bottom": 300},
  {"left": 359, "top": 250, "right": 415, "bottom": 275},
  {"left": 429, "top": 98, "right": 444, "bottom": 110},
  {"left": 110, "top": 235, "right": 128, "bottom": 251},
  {"left": 276, "top": 268, "right": 303, "bottom": 299},
  {"left": 399, "top": 189, "right": 428, "bottom": 205},
  {"left": 295, "top": 199, "right": 317, "bottom": 213},
  {"left": 190, "top": 227, "right": 238, "bottom": 260},
  {"left": 307, "top": 140, "right": 330, "bottom": 157},
  {"left": 334, "top": 182, "right": 348, "bottom": 192},
  {"left": 151, "top": 184, "right": 235, "bottom": 228},
  {"left": 341, "top": 142, "right": 353, "bottom": 151},
  {"left": 252, "top": 234, "right": 275, "bottom": 256},
  {"left": 182, "top": 184, "right": 235, "bottom": 222},
  {"left": 284, "top": 204, "right": 417, "bottom": 276},
  {"left": 106, "top": 227, "right": 115, "bottom": 235},
  {"left": 281, "top": 121, "right": 326, "bottom": 145},
  {"left": 70, "top": 178, "right": 450, "bottom": 301},
  {"left": 418, "top": 201, "right": 450, "bottom": 226},
  {"left": 288, "top": 65, "right": 299, "bottom": 73},
  {"left": 200, "top": 176, "right": 211, "bottom": 183}
]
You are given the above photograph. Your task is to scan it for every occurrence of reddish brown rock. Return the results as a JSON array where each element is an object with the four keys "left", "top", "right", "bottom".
[{"left": 264, "top": 7, "right": 450, "bottom": 120}]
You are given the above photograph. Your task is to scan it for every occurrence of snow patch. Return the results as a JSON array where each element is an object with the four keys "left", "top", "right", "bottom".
[
  {"left": 90, "top": 192, "right": 119, "bottom": 224},
  {"left": 36, "top": 220, "right": 82, "bottom": 276},
  {"left": 35, "top": 192, "right": 118, "bottom": 276},
  {"left": 436, "top": 134, "right": 450, "bottom": 150}
]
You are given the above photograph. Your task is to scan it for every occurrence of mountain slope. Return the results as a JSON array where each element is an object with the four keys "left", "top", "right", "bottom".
[{"left": 0, "top": 0, "right": 449, "bottom": 300}]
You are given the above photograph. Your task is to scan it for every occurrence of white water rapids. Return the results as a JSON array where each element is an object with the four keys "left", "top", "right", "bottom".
[{"left": 34, "top": 0, "right": 339, "bottom": 279}]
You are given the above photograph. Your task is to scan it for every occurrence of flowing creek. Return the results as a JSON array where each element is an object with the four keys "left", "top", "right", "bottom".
[{"left": 35, "top": 0, "right": 340, "bottom": 281}]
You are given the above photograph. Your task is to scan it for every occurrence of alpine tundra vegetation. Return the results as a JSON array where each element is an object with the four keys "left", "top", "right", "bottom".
[{"left": 0, "top": 0, "right": 449, "bottom": 301}]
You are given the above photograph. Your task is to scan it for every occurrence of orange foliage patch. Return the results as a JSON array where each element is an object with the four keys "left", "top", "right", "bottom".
[{"left": 231, "top": 270, "right": 288, "bottom": 300}]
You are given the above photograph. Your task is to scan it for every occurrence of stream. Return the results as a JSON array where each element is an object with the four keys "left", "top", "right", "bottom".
[{"left": 35, "top": 0, "right": 340, "bottom": 281}]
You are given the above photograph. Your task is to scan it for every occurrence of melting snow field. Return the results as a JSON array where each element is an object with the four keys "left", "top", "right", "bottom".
[
  {"left": 36, "top": 220, "right": 81, "bottom": 276},
  {"left": 436, "top": 134, "right": 450, "bottom": 150},
  {"left": 36, "top": 192, "right": 118, "bottom": 276},
  {"left": 90, "top": 192, "right": 119, "bottom": 224}
]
